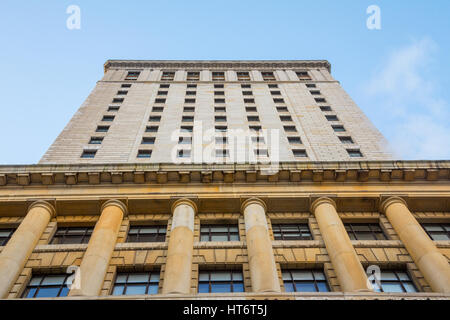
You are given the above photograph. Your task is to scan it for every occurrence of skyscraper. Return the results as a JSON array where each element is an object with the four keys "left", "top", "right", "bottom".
[{"left": 0, "top": 60, "right": 448, "bottom": 300}]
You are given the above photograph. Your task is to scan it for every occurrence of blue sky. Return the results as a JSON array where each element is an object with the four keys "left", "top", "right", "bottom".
[{"left": 0, "top": 0, "right": 449, "bottom": 164}]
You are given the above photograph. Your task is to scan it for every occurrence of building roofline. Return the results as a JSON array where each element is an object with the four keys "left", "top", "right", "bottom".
[{"left": 103, "top": 59, "right": 332, "bottom": 73}]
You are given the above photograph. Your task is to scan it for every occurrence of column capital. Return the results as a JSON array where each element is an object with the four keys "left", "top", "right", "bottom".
[
  {"left": 101, "top": 199, "right": 128, "bottom": 216},
  {"left": 380, "top": 196, "right": 408, "bottom": 214},
  {"left": 310, "top": 197, "right": 337, "bottom": 213},
  {"left": 171, "top": 198, "right": 198, "bottom": 214},
  {"left": 241, "top": 197, "right": 267, "bottom": 214},
  {"left": 28, "top": 200, "right": 56, "bottom": 218}
]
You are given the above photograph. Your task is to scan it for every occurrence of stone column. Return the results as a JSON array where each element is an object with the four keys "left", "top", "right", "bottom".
[
  {"left": 162, "top": 199, "right": 197, "bottom": 294},
  {"left": 241, "top": 198, "right": 281, "bottom": 293},
  {"left": 0, "top": 201, "right": 55, "bottom": 298},
  {"left": 381, "top": 197, "right": 450, "bottom": 293},
  {"left": 311, "top": 197, "right": 371, "bottom": 292},
  {"left": 69, "top": 199, "right": 127, "bottom": 296}
]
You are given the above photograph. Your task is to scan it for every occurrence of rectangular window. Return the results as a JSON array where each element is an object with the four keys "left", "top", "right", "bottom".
[
  {"left": 214, "top": 84, "right": 224, "bottom": 89},
  {"left": 339, "top": 136, "right": 354, "bottom": 144},
  {"left": 186, "top": 91, "right": 196, "bottom": 96},
  {"left": 200, "top": 225, "right": 239, "bottom": 241},
  {"left": 137, "top": 150, "right": 152, "bottom": 158},
  {"left": 125, "top": 71, "right": 140, "bottom": 80},
  {"left": 296, "top": 71, "right": 311, "bottom": 80},
  {"left": 181, "top": 126, "right": 193, "bottom": 133},
  {"left": 50, "top": 227, "right": 93, "bottom": 244},
  {"left": 96, "top": 125, "right": 110, "bottom": 132},
  {"left": 81, "top": 150, "right": 97, "bottom": 158},
  {"left": 145, "top": 126, "right": 158, "bottom": 132},
  {"left": 306, "top": 83, "right": 316, "bottom": 88},
  {"left": 292, "top": 149, "right": 308, "bottom": 157},
  {"left": 325, "top": 115, "right": 338, "bottom": 121},
  {"left": 108, "top": 106, "right": 120, "bottom": 112},
  {"left": 247, "top": 115, "right": 260, "bottom": 122},
  {"left": 154, "top": 98, "right": 166, "bottom": 104},
  {"left": 332, "top": 125, "right": 345, "bottom": 132},
  {"left": 187, "top": 71, "right": 200, "bottom": 81},
  {"left": 241, "top": 84, "right": 251, "bottom": 88},
  {"left": 215, "top": 91, "right": 225, "bottom": 96},
  {"left": 212, "top": 71, "right": 225, "bottom": 81},
  {"left": 273, "top": 98, "right": 284, "bottom": 103},
  {"left": 242, "top": 91, "right": 253, "bottom": 96},
  {"left": 198, "top": 270, "right": 244, "bottom": 293},
  {"left": 127, "top": 225, "right": 166, "bottom": 243},
  {"left": 237, "top": 71, "right": 250, "bottom": 81},
  {"left": 283, "top": 126, "right": 297, "bottom": 132},
  {"left": 157, "top": 91, "right": 168, "bottom": 96},
  {"left": 422, "top": 223, "right": 450, "bottom": 241},
  {"left": 251, "top": 136, "right": 265, "bottom": 143},
  {"left": 374, "top": 270, "right": 417, "bottom": 293},
  {"left": 112, "top": 272, "right": 160, "bottom": 296},
  {"left": 214, "top": 98, "right": 225, "bottom": 104},
  {"left": 315, "top": 98, "right": 326, "bottom": 103},
  {"left": 160, "top": 84, "right": 170, "bottom": 88},
  {"left": 320, "top": 106, "right": 332, "bottom": 112},
  {"left": 309, "top": 91, "right": 320, "bottom": 95},
  {"left": 215, "top": 149, "right": 229, "bottom": 158},
  {"left": 178, "top": 136, "right": 192, "bottom": 144},
  {"left": 246, "top": 106, "right": 257, "bottom": 112},
  {"left": 344, "top": 223, "right": 387, "bottom": 240},
  {"left": 121, "top": 84, "right": 132, "bottom": 88},
  {"left": 268, "top": 84, "right": 278, "bottom": 88},
  {"left": 177, "top": 149, "right": 191, "bottom": 158},
  {"left": 215, "top": 126, "right": 227, "bottom": 132},
  {"left": 0, "top": 228, "right": 15, "bottom": 246},
  {"left": 214, "top": 106, "right": 226, "bottom": 112},
  {"left": 215, "top": 137, "right": 228, "bottom": 144},
  {"left": 89, "top": 137, "right": 104, "bottom": 144},
  {"left": 152, "top": 106, "right": 164, "bottom": 112},
  {"left": 272, "top": 224, "right": 312, "bottom": 240},
  {"left": 22, "top": 274, "right": 70, "bottom": 298},
  {"left": 149, "top": 116, "right": 161, "bottom": 122},
  {"left": 271, "top": 91, "right": 281, "bottom": 96},
  {"left": 182, "top": 116, "right": 194, "bottom": 122},
  {"left": 287, "top": 137, "right": 302, "bottom": 144},
  {"left": 215, "top": 116, "right": 227, "bottom": 122},
  {"left": 254, "top": 149, "right": 268, "bottom": 156},
  {"left": 261, "top": 71, "right": 275, "bottom": 81},
  {"left": 249, "top": 125, "right": 262, "bottom": 132},
  {"left": 277, "top": 106, "right": 289, "bottom": 112},
  {"left": 183, "top": 106, "right": 195, "bottom": 112},
  {"left": 161, "top": 71, "right": 175, "bottom": 81},
  {"left": 280, "top": 115, "right": 293, "bottom": 122},
  {"left": 187, "top": 84, "right": 197, "bottom": 88},
  {"left": 185, "top": 98, "right": 196, "bottom": 104},
  {"left": 117, "top": 90, "right": 128, "bottom": 95},
  {"left": 244, "top": 98, "right": 255, "bottom": 104},
  {"left": 112, "top": 98, "right": 124, "bottom": 103},
  {"left": 141, "top": 137, "right": 156, "bottom": 145},
  {"left": 347, "top": 149, "right": 363, "bottom": 157},
  {"left": 282, "top": 269, "right": 329, "bottom": 292},
  {"left": 102, "top": 115, "right": 115, "bottom": 122}
]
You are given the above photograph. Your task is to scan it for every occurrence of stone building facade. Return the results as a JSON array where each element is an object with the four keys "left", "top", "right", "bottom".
[{"left": 0, "top": 60, "right": 449, "bottom": 300}]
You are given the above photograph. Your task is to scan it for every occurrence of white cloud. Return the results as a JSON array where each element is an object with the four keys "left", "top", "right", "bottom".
[{"left": 364, "top": 37, "right": 450, "bottom": 160}]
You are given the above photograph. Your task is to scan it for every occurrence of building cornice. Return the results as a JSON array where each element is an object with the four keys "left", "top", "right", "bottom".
[
  {"left": 103, "top": 59, "right": 332, "bottom": 73},
  {"left": 0, "top": 161, "right": 448, "bottom": 187}
]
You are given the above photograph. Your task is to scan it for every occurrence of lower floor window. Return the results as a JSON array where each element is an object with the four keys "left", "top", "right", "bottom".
[
  {"left": 198, "top": 270, "right": 244, "bottom": 293},
  {"left": 282, "top": 269, "right": 330, "bottom": 292},
  {"left": 374, "top": 270, "right": 417, "bottom": 293},
  {"left": 112, "top": 272, "right": 160, "bottom": 295},
  {"left": 22, "top": 274, "right": 70, "bottom": 298}
]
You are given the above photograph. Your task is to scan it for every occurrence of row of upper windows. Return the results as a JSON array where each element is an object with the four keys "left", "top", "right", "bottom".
[
  {"left": 123, "top": 70, "right": 312, "bottom": 82},
  {"left": 1, "top": 222, "right": 449, "bottom": 246},
  {"left": 22, "top": 267, "right": 417, "bottom": 298}
]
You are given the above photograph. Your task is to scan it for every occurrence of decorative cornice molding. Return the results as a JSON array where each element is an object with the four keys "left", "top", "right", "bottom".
[
  {"left": 0, "top": 161, "right": 449, "bottom": 187},
  {"left": 103, "top": 60, "right": 332, "bottom": 73}
]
